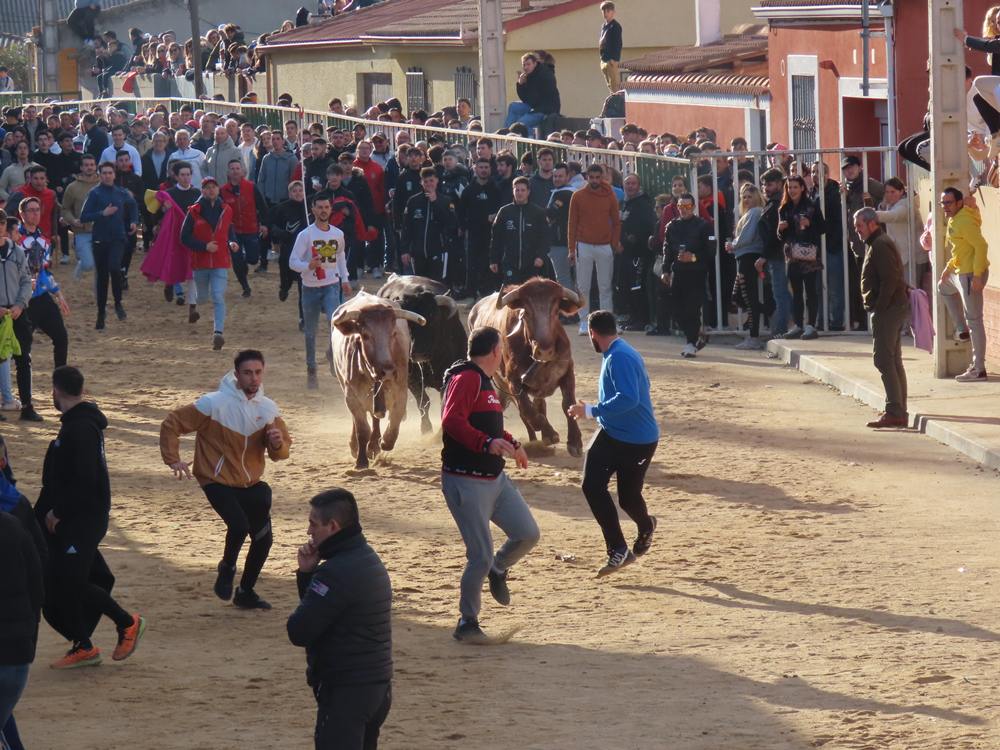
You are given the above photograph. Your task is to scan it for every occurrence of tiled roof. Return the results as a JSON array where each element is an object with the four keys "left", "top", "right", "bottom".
[
  {"left": 623, "top": 28, "right": 768, "bottom": 76},
  {"left": 259, "top": 0, "right": 585, "bottom": 49},
  {"left": 624, "top": 72, "right": 771, "bottom": 97}
]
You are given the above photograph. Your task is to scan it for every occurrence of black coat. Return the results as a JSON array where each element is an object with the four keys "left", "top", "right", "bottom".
[
  {"left": 777, "top": 195, "right": 827, "bottom": 248},
  {"left": 621, "top": 192, "right": 657, "bottom": 259},
  {"left": 269, "top": 198, "right": 307, "bottom": 249},
  {"left": 515, "top": 63, "right": 560, "bottom": 115},
  {"left": 400, "top": 192, "right": 458, "bottom": 259},
  {"left": 141, "top": 149, "right": 171, "bottom": 191},
  {"left": 458, "top": 178, "right": 503, "bottom": 239},
  {"left": 664, "top": 215, "right": 714, "bottom": 274},
  {"left": 490, "top": 201, "right": 550, "bottom": 279},
  {"left": 287, "top": 525, "right": 392, "bottom": 688},
  {"left": 0, "top": 511, "right": 43, "bottom": 665}
]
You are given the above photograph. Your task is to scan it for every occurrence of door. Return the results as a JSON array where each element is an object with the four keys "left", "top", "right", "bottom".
[{"left": 362, "top": 73, "right": 393, "bottom": 110}]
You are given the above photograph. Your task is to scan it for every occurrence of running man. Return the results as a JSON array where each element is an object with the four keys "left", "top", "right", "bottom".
[
  {"left": 160, "top": 350, "right": 292, "bottom": 610},
  {"left": 440, "top": 326, "right": 539, "bottom": 643},
  {"left": 288, "top": 194, "right": 351, "bottom": 390},
  {"left": 36, "top": 366, "right": 145, "bottom": 668},
  {"left": 568, "top": 310, "right": 660, "bottom": 577}
]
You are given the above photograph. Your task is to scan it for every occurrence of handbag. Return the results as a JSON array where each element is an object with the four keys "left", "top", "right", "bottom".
[{"left": 785, "top": 242, "right": 818, "bottom": 263}]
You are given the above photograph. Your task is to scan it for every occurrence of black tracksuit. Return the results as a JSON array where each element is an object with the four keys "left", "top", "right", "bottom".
[
  {"left": 0, "top": 511, "right": 42, "bottom": 666},
  {"left": 287, "top": 524, "right": 392, "bottom": 750},
  {"left": 664, "top": 215, "right": 714, "bottom": 345},
  {"left": 269, "top": 197, "right": 308, "bottom": 316},
  {"left": 35, "top": 402, "right": 133, "bottom": 647},
  {"left": 489, "top": 201, "right": 551, "bottom": 283},
  {"left": 620, "top": 192, "right": 657, "bottom": 324},
  {"left": 400, "top": 192, "right": 458, "bottom": 281},
  {"left": 458, "top": 179, "right": 503, "bottom": 294}
]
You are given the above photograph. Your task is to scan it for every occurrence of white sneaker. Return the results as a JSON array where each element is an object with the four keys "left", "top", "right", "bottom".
[
  {"left": 371, "top": 267, "right": 383, "bottom": 279},
  {"left": 734, "top": 337, "right": 763, "bottom": 350},
  {"left": 1, "top": 399, "right": 22, "bottom": 411},
  {"left": 578, "top": 321, "right": 588, "bottom": 336},
  {"left": 680, "top": 343, "right": 697, "bottom": 358},
  {"left": 955, "top": 367, "right": 987, "bottom": 382},
  {"left": 783, "top": 326, "right": 803, "bottom": 339},
  {"left": 801, "top": 324, "right": 818, "bottom": 340}
]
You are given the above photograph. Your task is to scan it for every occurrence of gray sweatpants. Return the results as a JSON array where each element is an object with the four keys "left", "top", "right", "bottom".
[
  {"left": 442, "top": 471, "right": 540, "bottom": 620},
  {"left": 939, "top": 269, "right": 989, "bottom": 371}
]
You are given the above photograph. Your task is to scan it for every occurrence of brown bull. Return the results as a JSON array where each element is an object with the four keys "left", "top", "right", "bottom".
[
  {"left": 468, "top": 277, "right": 583, "bottom": 457},
  {"left": 331, "top": 292, "right": 426, "bottom": 469}
]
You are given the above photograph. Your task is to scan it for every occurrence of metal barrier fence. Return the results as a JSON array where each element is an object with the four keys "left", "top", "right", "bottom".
[{"left": 685, "top": 146, "right": 924, "bottom": 335}]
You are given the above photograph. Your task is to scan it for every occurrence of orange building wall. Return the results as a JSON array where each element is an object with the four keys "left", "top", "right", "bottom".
[{"left": 626, "top": 101, "right": 750, "bottom": 147}]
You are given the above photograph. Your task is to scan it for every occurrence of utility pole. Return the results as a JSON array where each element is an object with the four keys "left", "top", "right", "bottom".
[
  {"left": 928, "top": 0, "right": 969, "bottom": 377},
  {"left": 477, "top": 0, "right": 506, "bottom": 132},
  {"left": 39, "top": 0, "right": 59, "bottom": 93},
  {"left": 189, "top": 0, "right": 205, "bottom": 98}
]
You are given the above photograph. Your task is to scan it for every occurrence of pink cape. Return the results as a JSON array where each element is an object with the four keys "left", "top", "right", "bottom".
[{"left": 141, "top": 189, "right": 193, "bottom": 285}]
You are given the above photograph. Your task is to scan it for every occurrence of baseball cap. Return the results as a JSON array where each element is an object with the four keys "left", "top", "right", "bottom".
[{"left": 200, "top": 176, "right": 219, "bottom": 186}]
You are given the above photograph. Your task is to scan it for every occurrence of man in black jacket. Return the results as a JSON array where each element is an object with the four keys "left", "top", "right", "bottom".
[
  {"left": 458, "top": 159, "right": 503, "bottom": 296},
  {"left": 620, "top": 174, "right": 657, "bottom": 329},
  {"left": 545, "top": 163, "right": 575, "bottom": 288},
  {"left": 288, "top": 488, "right": 392, "bottom": 750},
  {"left": 400, "top": 167, "right": 458, "bottom": 282},
  {"left": 599, "top": 1, "right": 623, "bottom": 92},
  {"left": 270, "top": 180, "right": 307, "bottom": 314},
  {"left": 662, "top": 193, "right": 713, "bottom": 358},
  {"left": 755, "top": 168, "right": 790, "bottom": 337},
  {"left": 489, "top": 177, "right": 550, "bottom": 284},
  {"left": 36, "top": 366, "right": 145, "bottom": 669},
  {"left": 504, "top": 52, "right": 560, "bottom": 131}
]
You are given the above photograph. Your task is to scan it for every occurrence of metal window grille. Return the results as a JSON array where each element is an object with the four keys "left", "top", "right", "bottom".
[
  {"left": 454, "top": 66, "right": 477, "bottom": 104},
  {"left": 406, "top": 67, "right": 427, "bottom": 113},
  {"left": 791, "top": 74, "right": 817, "bottom": 159}
]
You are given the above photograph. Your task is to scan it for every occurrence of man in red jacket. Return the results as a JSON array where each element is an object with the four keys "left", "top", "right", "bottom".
[
  {"left": 9, "top": 166, "right": 59, "bottom": 245},
  {"left": 220, "top": 159, "right": 269, "bottom": 298},
  {"left": 354, "top": 140, "right": 387, "bottom": 277},
  {"left": 180, "top": 177, "right": 239, "bottom": 351}
]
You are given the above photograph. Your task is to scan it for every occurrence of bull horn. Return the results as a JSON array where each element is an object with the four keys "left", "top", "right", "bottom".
[
  {"left": 499, "top": 289, "right": 521, "bottom": 309},
  {"left": 395, "top": 309, "right": 427, "bottom": 326},
  {"left": 331, "top": 308, "right": 362, "bottom": 325},
  {"left": 561, "top": 286, "right": 583, "bottom": 307},
  {"left": 435, "top": 295, "right": 459, "bottom": 318},
  {"left": 506, "top": 316, "right": 524, "bottom": 338}
]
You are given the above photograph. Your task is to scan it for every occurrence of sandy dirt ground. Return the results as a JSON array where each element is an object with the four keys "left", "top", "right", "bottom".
[{"left": 8, "top": 266, "right": 1000, "bottom": 750}]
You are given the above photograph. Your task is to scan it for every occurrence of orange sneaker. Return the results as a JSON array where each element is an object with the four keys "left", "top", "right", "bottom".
[
  {"left": 112, "top": 614, "right": 146, "bottom": 661},
  {"left": 51, "top": 645, "right": 102, "bottom": 669}
]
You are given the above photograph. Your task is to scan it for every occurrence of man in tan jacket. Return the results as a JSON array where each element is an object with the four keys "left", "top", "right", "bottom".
[
  {"left": 60, "top": 153, "right": 99, "bottom": 280},
  {"left": 160, "top": 349, "right": 292, "bottom": 610},
  {"left": 567, "top": 163, "right": 621, "bottom": 334}
]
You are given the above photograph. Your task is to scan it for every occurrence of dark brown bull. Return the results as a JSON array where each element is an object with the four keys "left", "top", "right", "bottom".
[
  {"left": 377, "top": 273, "right": 467, "bottom": 433},
  {"left": 331, "top": 292, "right": 426, "bottom": 469},
  {"left": 468, "top": 277, "right": 583, "bottom": 457}
]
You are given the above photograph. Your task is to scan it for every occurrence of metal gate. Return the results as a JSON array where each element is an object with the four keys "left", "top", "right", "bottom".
[
  {"left": 791, "top": 74, "right": 817, "bottom": 158},
  {"left": 406, "top": 67, "right": 427, "bottom": 113},
  {"left": 454, "top": 66, "right": 477, "bottom": 104}
]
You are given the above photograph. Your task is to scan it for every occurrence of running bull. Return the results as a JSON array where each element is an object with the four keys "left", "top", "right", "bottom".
[
  {"left": 468, "top": 277, "right": 583, "bottom": 457},
  {"left": 331, "top": 291, "right": 426, "bottom": 469},
  {"left": 377, "top": 273, "right": 466, "bottom": 433}
]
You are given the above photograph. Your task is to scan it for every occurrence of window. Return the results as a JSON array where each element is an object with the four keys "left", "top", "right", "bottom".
[
  {"left": 361, "top": 73, "right": 392, "bottom": 110},
  {"left": 791, "top": 74, "right": 817, "bottom": 157},
  {"left": 406, "top": 67, "right": 427, "bottom": 113},
  {"left": 454, "top": 66, "right": 477, "bottom": 105}
]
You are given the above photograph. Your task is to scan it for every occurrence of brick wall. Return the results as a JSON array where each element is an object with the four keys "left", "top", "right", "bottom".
[{"left": 985, "top": 286, "right": 1000, "bottom": 358}]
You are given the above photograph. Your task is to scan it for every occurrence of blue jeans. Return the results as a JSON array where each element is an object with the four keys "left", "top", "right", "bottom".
[
  {"left": 825, "top": 252, "right": 845, "bottom": 328},
  {"left": 0, "top": 664, "right": 29, "bottom": 740},
  {"left": 73, "top": 232, "right": 94, "bottom": 279},
  {"left": 302, "top": 284, "right": 342, "bottom": 369},
  {"left": 193, "top": 268, "right": 228, "bottom": 333},
  {"left": 0, "top": 360, "right": 13, "bottom": 404},
  {"left": 767, "top": 258, "right": 792, "bottom": 335},
  {"left": 504, "top": 101, "right": 546, "bottom": 130}
]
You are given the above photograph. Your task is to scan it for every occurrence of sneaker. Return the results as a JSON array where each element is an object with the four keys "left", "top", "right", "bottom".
[
  {"left": 783, "top": 326, "right": 803, "bottom": 339},
  {"left": 112, "top": 614, "right": 146, "bottom": 661},
  {"left": 241, "top": 288, "right": 252, "bottom": 298},
  {"left": 19, "top": 405, "right": 43, "bottom": 422},
  {"left": 633, "top": 516, "right": 657, "bottom": 557},
  {"left": 212, "top": 332, "right": 225, "bottom": 351},
  {"left": 254, "top": 266, "right": 268, "bottom": 274},
  {"left": 488, "top": 568, "right": 511, "bottom": 606},
  {"left": 307, "top": 368, "right": 319, "bottom": 390},
  {"left": 680, "top": 343, "right": 697, "bottom": 359},
  {"left": 51, "top": 644, "right": 102, "bottom": 669},
  {"left": 175, "top": 294, "right": 185, "bottom": 307},
  {"left": 164, "top": 285, "right": 174, "bottom": 303},
  {"left": 801, "top": 324, "right": 818, "bottom": 340},
  {"left": 114, "top": 303, "right": 127, "bottom": 321},
  {"left": 597, "top": 547, "right": 637, "bottom": 578},
  {"left": 578, "top": 321, "right": 588, "bottom": 336},
  {"left": 372, "top": 267, "right": 384, "bottom": 279},
  {"left": 645, "top": 326, "right": 667, "bottom": 337},
  {"left": 696, "top": 333, "right": 709, "bottom": 350},
  {"left": 95, "top": 313, "right": 105, "bottom": 331},
  {"left": 955, "top": 367, "right": 988, "bottom": 382},
  {"left": 267, "top": 250, "right": 279, "bottom": 261},
  {"left": 1, "top": 399, "right": 22, "bottom": 411},
  {"left": 452, "top": 617, "right": 490, "bottom": 644},
  {"left": 214, "top": 560, "right": 236, "bottom": 600},
  {"left": 734, "top": 337, "right": 763, "bottom": 350},
  {"left": 188, "top": 306, "right": 200, "bottom": 324},
  {"left": 59, "top": 255, "right": 70, "bottom": 265},
  {"left": 278, "top": 288, "right": 289, "bottom": 302},
  {"left": 233, "top": 587, "right": 272, "bottom": 610}
]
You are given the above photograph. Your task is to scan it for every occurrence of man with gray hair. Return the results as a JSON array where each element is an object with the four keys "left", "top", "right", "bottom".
[{"left": 854, "top": 206, "right": 909, "bottom": 428}]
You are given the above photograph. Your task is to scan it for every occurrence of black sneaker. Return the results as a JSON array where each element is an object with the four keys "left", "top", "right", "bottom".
[
  {"left": 212, "top": 332, "right": 225, "bottom": 351},
  {"left": 488, "top": 568, "right": 511, "bottom": 606},
  {"left": 175, "top": 295, "right": 185, "bottom": 307},
  {"left": 114, "top": 303, "right": 127, "bottom": 321},
  {"left": 214, "top": 561, "right": 236, "bottom": 600},
  {"left": 597, "top": 547, "right": 636, "bottom": 578},
  {"left": 633, "top": 516, "right": 658, "bottom": 557},
  {"left": 233, "top": 587, "right": 272, "bottom": 610},
  {"left": 20, "top": 405, "right": 43, "bottom": 422},
  {"left": 307, "top": 368, "right": 319, "bottom": 390},
  {"left": 278, "top": 288, "right": 289, "bottom": 302},
  {"left": 452, "top": 617, "right": 489, "bottom": 644},
  {"left": 96, "top": 313, "right": 105, "bottom": 331},
  {"left": 241, "top": 288, "right": 252, "bottom": 298}
]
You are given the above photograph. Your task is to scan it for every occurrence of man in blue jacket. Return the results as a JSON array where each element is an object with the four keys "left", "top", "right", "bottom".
[
  {"left": 568, "top": 309, "right": 659, "bottom": 576},
  {"left": 80, "top": 161, "right": 137, "bottom": 330},
  {"left": 287, "top": 488, "right": 392, "bottom": 750}
]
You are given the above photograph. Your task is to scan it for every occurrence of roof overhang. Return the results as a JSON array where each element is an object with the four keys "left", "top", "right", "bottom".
[
  {"left": 625, "top": 73, "right": 771, "bottom": 98},
  {"left": 752, "top": 3, "right": 891, "bottom": 21},
  {"left": 257, "top": 34, "right": 469, "bottom": 53}
]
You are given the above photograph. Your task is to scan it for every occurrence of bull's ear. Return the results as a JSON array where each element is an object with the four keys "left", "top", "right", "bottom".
[
  {"left": 558, "top": 297, "right": 582, "bottom": 315},
  {"left": 333, "top": 319, "right": 360, "bottom": 335}
]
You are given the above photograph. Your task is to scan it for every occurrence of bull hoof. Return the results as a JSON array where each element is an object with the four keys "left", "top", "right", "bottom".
[
  {"left": 567, "top": 443, "right": 582, "bottom": 458},
  {"left": 542, "top": 432, "right": 560, "bottom": 446},
  {"left": 380, "top": 438, "right": 398, "bottom": 452}
]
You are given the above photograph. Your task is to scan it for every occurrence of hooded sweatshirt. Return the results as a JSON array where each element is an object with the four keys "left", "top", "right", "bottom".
[
  {"left": 946, "top": 205, "right": 990, "bottom": 277},
  {"left": 61, "top": 171, "right": 100, "bottom": 233},
  {"left": 160, "top": 372, "right": 292, "bottom": 488},
  {"left": 567, "top": 181, "right": 621, "bottom": 250},
  {"left": 257, "top": 149, "right": 298, "bottom": 204},
  {"left": 203, "top": 136, "right": 243, "bottom": 184}
]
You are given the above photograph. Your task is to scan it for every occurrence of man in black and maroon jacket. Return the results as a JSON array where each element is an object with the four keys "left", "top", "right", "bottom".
[{"left": 439, "top": 326, "right": 539, "bottom": 645}]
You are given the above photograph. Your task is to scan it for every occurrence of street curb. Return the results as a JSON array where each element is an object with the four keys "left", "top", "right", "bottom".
[{"left": 766, "top": 340, "right": 1000, "bottom": 471}]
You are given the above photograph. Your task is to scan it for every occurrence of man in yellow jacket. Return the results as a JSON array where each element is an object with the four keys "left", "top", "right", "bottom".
[
  {"left": 939, "top": 188, "right": 990, "bottom": 381},
  {"left": 160, "top": 349, "right": 292, "bottom": 609}
]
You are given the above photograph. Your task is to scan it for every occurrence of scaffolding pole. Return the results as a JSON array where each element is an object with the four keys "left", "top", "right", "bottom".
[{"left": 477, "top": 0, "right": 507, "bottom": 132}]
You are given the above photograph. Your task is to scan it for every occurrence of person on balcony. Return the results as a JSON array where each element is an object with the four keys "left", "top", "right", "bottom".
[{"left": 504, "top": 53, "right": 560, "bottom": 133}]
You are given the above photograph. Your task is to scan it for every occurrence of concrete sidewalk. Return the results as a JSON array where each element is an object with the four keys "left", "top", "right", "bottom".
[{"left": 764, "top": 335, "right": 1000, "bottom": 470}]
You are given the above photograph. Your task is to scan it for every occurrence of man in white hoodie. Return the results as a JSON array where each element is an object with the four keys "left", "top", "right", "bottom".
[{"left": 204, "top": 126, "right": 243, "bottom": 185}]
